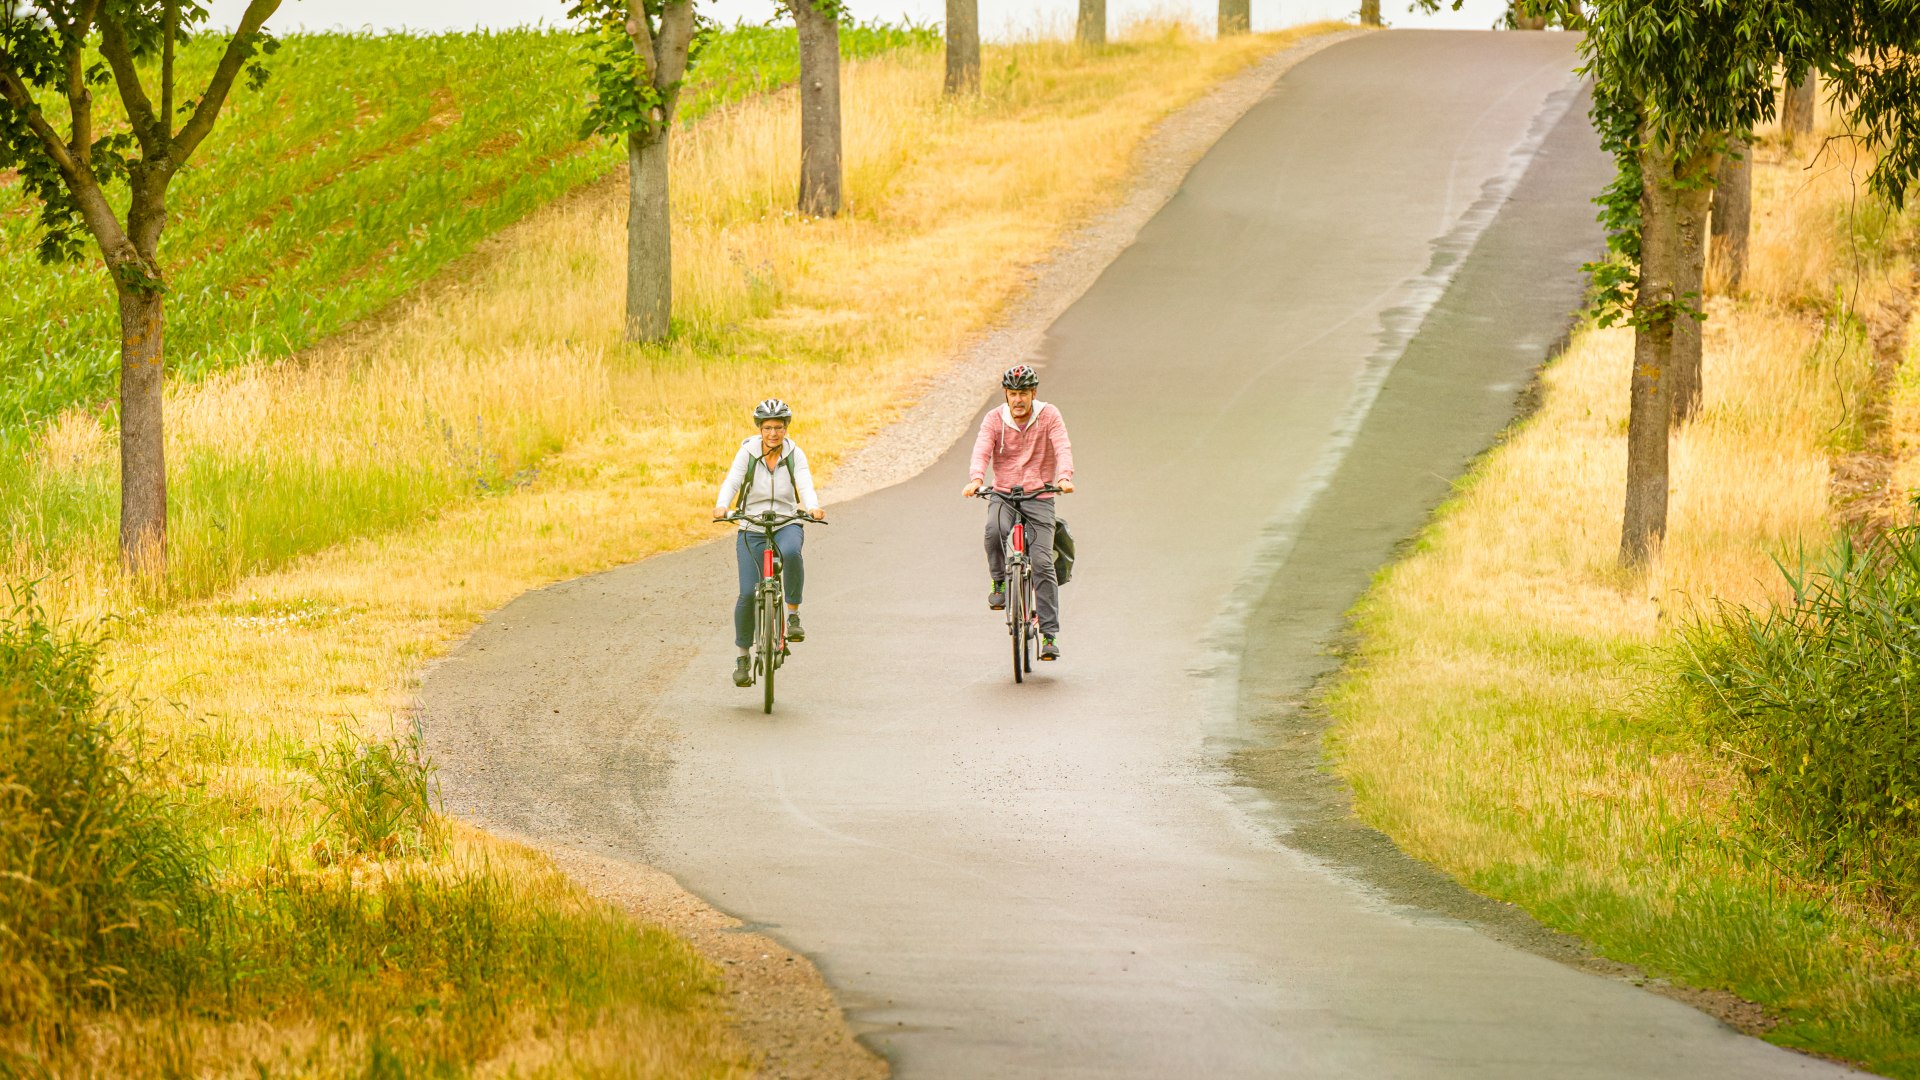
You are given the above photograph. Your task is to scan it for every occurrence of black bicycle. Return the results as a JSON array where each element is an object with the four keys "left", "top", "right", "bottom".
[
  {"left": 714, "top": 510, "right": 825, "bottom": 713},
  {"left": 974, "top": 485, "right": 1060, "bottom": 683}
]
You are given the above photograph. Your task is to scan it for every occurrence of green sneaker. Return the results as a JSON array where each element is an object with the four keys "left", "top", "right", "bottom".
[
  {"left": 1040, "top": 635, "right": 1059, "bottom": 661},
  {"left": 989, "top": 581, "right": 1007, "bottom": 610}
]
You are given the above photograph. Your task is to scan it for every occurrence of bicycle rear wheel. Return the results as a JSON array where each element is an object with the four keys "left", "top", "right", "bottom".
[
  {"left": 1010, "top": 566, "right": 1027, "bottom": 684},
  {"left": 760, "top": 586, "right": 781, "bottom": 713}
]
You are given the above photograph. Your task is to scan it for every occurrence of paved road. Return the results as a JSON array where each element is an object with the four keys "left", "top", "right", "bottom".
[{"left": 422, "top": 31, "right": 1858, "bottom": 1078}]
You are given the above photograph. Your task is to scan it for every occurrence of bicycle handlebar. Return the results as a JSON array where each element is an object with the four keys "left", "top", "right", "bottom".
[
  {"left": 712, "top": 511, "right": 828, "bottom": 526},
  {"left": 972, "top": 484, "right": 1063, "bottom": 502}
]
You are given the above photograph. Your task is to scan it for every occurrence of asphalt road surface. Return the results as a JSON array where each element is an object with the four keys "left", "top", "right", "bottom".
[{"left": 422, "top": 31, "right": 1860, "bottom": 1079}]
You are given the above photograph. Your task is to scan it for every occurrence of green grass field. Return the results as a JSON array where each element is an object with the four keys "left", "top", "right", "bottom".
[{"left": 0, "top": 21, "right": 933, "bottom": 434}]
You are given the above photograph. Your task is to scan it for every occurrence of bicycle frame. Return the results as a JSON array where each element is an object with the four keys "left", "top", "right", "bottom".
[
  {"left": 975, "top": 485, "right": 1059, "bottom": 681},
  {"left": 713, "top": 509, "right": 824, "bottom": 712}
]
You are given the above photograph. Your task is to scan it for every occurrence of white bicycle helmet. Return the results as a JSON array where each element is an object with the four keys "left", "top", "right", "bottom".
[{"left": 754, "top": 398, "right": 792, "bottom": 424}]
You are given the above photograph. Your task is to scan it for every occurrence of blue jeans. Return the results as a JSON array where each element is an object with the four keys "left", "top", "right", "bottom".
[{"left": 735, "top": 524, "right": 805, "bottom": 648}]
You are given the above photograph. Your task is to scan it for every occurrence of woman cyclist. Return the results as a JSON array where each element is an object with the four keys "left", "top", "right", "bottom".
[{"left": 713, "top": 399, "right": 825, "bottom": 687}]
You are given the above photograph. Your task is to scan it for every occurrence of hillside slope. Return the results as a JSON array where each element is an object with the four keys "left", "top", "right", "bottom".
[{"left": 0, "top": 22, "right": 929, "bottom": 432}]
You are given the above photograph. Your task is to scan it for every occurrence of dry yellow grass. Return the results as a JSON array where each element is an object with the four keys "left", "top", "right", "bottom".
[
  {"left": 7, "top": 22, "right": 1347, "bottom": 1074},
  {"left": 1327, "top": 97, "right": 1920, "bottom": 1067},
  {"left": 94, "top": 21, "right": 1342, "bottom": 768},
  {"left": 18, "top": 826, "right": 749, "bottom": 1078}
]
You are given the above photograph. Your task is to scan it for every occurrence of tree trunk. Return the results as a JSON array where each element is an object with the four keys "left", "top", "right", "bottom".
[
  {"left": 944, "top": 0, "right": 979, "bottom": 95},
  {"left": 1669, "top": 156, "right": 1714, "bottom": 425},
  {"left": 1710, "top": 136, "right": 1751, "bottom": 289},
  {"left": 1360, "top": 0, "right": 1380, "bottom": 26},
  {"left": 117, "top": 281, "right": 167, "bottom": 576},
  {"left": 795, "top": 0, "right": 842, "bottom": 217},
  {"left": 1218, "top": 0, "right": 1250, "bottom": 36},
  {"left": 626, "top": 130, "right": 672, "bottom": 342},
  {"left": 1621, "top": 141, "right": 1679, "bottom": 569},
  {"left": 1782, "top": 72, "right": 1815, "bottom": 140},
  {"left": 1077, "top": 0, "right": 1106, "bottom": 46}
]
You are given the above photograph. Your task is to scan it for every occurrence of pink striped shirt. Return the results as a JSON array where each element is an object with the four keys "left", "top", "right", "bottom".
[{"left": 970, "top": 401, "right": 1074, "bottom": 495}]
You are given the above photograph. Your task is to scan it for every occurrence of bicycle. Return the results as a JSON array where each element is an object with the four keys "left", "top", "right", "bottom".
[
  {"left": 973, "top": 485, "right": 1061, "bottom": 683},
  {"left": 713, "top": 509, "right": 826, "bottom": 713}
]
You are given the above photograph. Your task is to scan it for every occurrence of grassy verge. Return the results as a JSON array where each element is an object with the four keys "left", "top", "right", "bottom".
[
  {"left": 0, "top": 22, "right": 933, "bottom": 432},
  {"left": 1, "top": 589, "right": 741, "bottom": 1077},
  {"left": 3, "top": 19, "right": 1348, "bottom": 1074},
  {"left": 1325, "top": 108, "right": 1920, "bottom": 1071}
]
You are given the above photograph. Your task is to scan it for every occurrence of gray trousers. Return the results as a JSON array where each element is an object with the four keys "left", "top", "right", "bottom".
[{"left": 985, "top": 497, "right": 1060, "bottom": 635}]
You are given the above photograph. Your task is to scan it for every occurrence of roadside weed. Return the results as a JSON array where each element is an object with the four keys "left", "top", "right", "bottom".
[{"left": 294, "top": 727, "right": 443, "bottom": 862}]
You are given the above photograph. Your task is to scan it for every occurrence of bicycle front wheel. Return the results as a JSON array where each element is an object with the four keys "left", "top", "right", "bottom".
[
  {"left": 1021, "top": 575, "right": 1035, "bottom": 674},
  {"left": 1010, "top": 567, "right": 1027, "bottom": 684},
  {"left": 760, "top": 587, "right": 781, "bottom": 713}
]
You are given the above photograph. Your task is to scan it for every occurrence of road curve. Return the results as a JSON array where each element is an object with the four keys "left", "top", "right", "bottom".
[{"left": 422, "top": 31, "right": 1857, "bottom": 1078}]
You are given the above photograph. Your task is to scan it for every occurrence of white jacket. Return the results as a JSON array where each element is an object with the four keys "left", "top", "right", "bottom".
[{"left": 715, "top": 438, "right": 819, "bottom": 527}]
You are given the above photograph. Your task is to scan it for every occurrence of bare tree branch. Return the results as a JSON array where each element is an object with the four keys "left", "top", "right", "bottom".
[
  {"left": 171, "top": 0, "right": 282, "bottom": 165},
  {"left": 161, "top": 0, "right": 176, "bottom": 135},
  {"left": 0, "top": 52, "right": 133, "bottom": 259},
  {"left": 622, "top": 0, "right": 658, "bottom": 91},
  {"left": 0, "top": 54, "right": 83, "bottom": 175},
  {"left": 64, "top": 31, "right": 89, "bottom": 164},
  {"left": 655, "top": 0, "right": 695, "bottom": 122},
  {"left": 67, "top": 0, "right": 104, "bottom": 162},
  {"left": 98, "top": 13, "right": 164, "bottom": 155}
]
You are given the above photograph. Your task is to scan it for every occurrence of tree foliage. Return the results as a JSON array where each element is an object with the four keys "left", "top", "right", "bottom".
[
  {"left": 1409, "top": 0, "right": 1585, "bottom": 29},
  {"left": 2, "top": 1, "right": 282, "bottom": 575},
  {"left": 568, "top": 0, "right": 707, "bottom": 144},
  {"left": 0, "top": 1, "right": 279, "bottom": 281}
]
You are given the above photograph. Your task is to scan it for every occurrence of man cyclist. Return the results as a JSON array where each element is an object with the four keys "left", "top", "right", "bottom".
[
  {"left": 960, "top": 364, "right": 1075, "bottom": 660},
  {"left": 714, "top": 399, "right": 825, "bottom": 687}
]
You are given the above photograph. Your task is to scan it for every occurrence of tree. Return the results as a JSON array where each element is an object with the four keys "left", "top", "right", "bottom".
[
  {"left": 1218, "top": 0, "right": 1249, "bottom": 36},
  {"left": 1782, "top": 71, "right": 1815, "bottom": 140},
  {"left": 1710, "top": 137, "right": 1751, "bottom": 289},
  {"left": 1512, "top": 1, "right": 1548, "bottom": 30},
  {"left": 1666, "top": 145, "right": 1715, "bottom": 426},
  {"left": 0, "top": 0, "right": 283, "bottom": 576},
  {"left": 789, "top": 0, "right": 840, "bottom": 216},
  {"left": 944, "top": 0, "right": 976, "bottom": 94},
  {"left": 1077, "top": 0, "right": 1105, "bottom": 46},
  {"left": 1581, "top": 3, "right": 1780, "bottom": 566},
  {"left": 1360, "top": 1, "right": 1381, "bottom": 27},
  {"left": 1583, "top": 1, "right": 1920, "bottom": 567},
  {"left": 571, "top": 0, "right": 699, "bottom": 343}
]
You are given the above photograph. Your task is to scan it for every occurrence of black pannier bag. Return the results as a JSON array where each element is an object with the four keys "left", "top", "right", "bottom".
[{"left": 1053, "top": 517, "right": 1076, "bottom": 585}]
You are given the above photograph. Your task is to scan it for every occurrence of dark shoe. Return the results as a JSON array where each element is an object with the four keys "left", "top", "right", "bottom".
[
  {"left": 733, "top": 656, "right": 753, "bottom": 686},
  {"left": 786, "top": 612, "right": 805, "bottom": 643},
  {"left": 989, "top": 581, "right": 1006, "bottom": 610},
  {"left": 1040, "top": 635, "right": 1059, "bottom": 661}
]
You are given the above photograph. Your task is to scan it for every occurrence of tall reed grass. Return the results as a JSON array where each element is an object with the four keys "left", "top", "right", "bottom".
[{"left": 1678, "top": 525, "right": 1920, "bottom": 915}]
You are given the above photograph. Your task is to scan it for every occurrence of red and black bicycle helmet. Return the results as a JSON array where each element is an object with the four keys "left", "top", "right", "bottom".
[{"left": 1001, "top": 364, "right": 1040, "bottom": 390}]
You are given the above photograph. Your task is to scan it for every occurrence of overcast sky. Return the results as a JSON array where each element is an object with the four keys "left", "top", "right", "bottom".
[{"left": 206, "top": 0, "right": 1514, "bottom": 36}]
